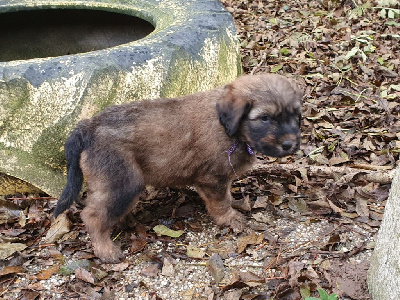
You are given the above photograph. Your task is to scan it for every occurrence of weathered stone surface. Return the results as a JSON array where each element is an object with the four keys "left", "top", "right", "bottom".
[
  {"left": 367, "top": 166, "right": 400, "bottom": 299},
  {"left": 0, "top": 0, "right": 241, "bottom": 196}
]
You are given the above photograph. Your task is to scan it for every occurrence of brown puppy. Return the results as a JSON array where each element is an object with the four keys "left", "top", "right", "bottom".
[{"left": 54, "top": 73, "right": 303, "bottom": 263}]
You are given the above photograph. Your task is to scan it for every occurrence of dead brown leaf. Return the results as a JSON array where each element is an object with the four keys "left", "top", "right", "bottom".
[
  {"left": 0, "top": 265, "right": 23, "bottom": 277},
  {"left": 35, "top": 265, "right": 60, "bottom": 281},
  {"left": 237, "top": 232, "right": 264, "bottom": 253},
  {"left": 75, "top": 267, "right": 95, "bottom": 284}
]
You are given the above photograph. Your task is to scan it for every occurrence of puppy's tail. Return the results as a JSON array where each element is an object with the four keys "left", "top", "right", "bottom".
[{"left": 54, "top": 124, "right": 90, "bottom": 218}]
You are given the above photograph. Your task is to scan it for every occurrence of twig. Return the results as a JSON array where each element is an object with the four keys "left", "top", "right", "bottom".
[
  {"left": 265, "top": 276, "right": 285, "bottom": 280},
  {"left": 264, "top": 247, "right": 282, "bottom": 270},
  {"left": 6, "top": 196, "right": 57, "bottom": 201},
  {"left": 250, "top": 53, "right": 266, "bottom": 75},
  {"left": 340, "top": 223, "right": 369, "bottom": 237},
  {"left": 281, "top": 224, "right": 343, "bottom": 258},
  {"left": 249, "top": 163, "right": 395, "bottom": 184},
  {"left": 199, "top": 228, "right": 232, "bottom": 248},
  {"left": 351, "top": 162, "right": 393, "bottom": 171},
  {"left": 342, "top": 241, "right": 368, "bottom": 259},
  {"left": 0, "top": 275, "right": 17, "bottom": 297},
  {"left": 112, "top": 231, "right": 123, "bottom": 242},
  {"left": 311, "top": 250, "right": 344, "bottom": 258},
  {"left": 30, "top": 226, "right": 51, "bottom": 247},
  {"left": 39, "top": 243, "right": 56, "bottom": 248},
  {"left": 227, "top": 239, "right": 270, "bottom": 263}
]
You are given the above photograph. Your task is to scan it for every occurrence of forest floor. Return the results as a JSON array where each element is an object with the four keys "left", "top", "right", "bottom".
[{"left": 0, "top": 0, "right": 399, "bottom": 299}]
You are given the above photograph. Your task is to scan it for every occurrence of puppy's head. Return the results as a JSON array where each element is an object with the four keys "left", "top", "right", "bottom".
[{"left": 217, "top": 74, "right": 303, "bottom": 157}]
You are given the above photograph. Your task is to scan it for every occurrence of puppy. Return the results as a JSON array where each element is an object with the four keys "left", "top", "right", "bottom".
[{"left": 54, "top": 73, "right": 303, "bottom": 263}]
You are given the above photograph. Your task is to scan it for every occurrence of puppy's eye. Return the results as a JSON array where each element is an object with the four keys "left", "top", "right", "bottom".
[{"left": 260, "top": 116, "right": 270, "bottom": 123}]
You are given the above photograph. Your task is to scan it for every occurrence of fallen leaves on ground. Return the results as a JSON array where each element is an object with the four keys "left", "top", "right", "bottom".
[{"left": 0, "top": 0, "right": 399, "bottom": 298}]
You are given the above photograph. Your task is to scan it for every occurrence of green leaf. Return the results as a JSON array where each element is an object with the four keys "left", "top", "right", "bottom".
[
  {"left": 391, "top": 84, "right": 400, "bottom": 92},
  {"left": 305, "top": 298, "right": 320, "bottom": 300},
  {"left": 377, "top": 57, "right": 385, "bottom": 65},
  {"left": 360, "top": 50, "right": 367, "bottom": 62},
  {"left": 271, "top": 64, "right": 283, "bottom": 73},
  {"left": 363, "top": 44, "right": 376, "bottom": 53},
  {"left": 314, "top": 10, "right": 328, "bottom": 16},
  {"left": 269, "top": 18, "right": 277, "bottom": 24},
  {"left": 388, "top": 9, "right": 395, "bottom": 19},
  {"left": 328, "top": 140, "right": 338, "bottom": 152},
  {"left": 318, "top": 288, "right": 329, "bottom": 300},
  {"left": 280, "top": 47, "right": 291, "bottom": 56},
  {"left": 300, "top": 284, "right": 311, "bottom": 298},
  {"left": 153, "top": 225, "right": 184, "bottom": 238},
  {"left": 59, "top": 259, "right": 91, "bottom": 276},
  {"left": 380, "top": 8, "right": 386, "bottom": 18},
  {"left": 300, "top": 10, "right": 311, "bottom": 17},
  {"left": 344, "top": 47, "right": 359, "bottom": 60},
  {"left": 385, "top": 21, "right": 400, "bottom": 26},
  {"left": 328, "top": 294, "right": 338, "bottom": 300}
]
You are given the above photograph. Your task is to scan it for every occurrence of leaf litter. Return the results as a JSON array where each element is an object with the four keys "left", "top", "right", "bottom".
[{"left": 0, "top": 0, "right": 399, "bottom": 298}]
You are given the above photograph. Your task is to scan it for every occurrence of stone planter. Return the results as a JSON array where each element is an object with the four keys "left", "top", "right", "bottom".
[{"left": 0, "top": 0, "right": 241, "bottom": 196}]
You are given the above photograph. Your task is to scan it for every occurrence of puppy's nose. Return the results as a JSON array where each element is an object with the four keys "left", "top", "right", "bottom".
[{"left": 281, "top": 140, "right": 293, "bottom": 150}]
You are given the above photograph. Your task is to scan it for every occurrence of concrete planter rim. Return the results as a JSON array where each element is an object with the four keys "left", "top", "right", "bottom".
[{"left": 0, "top": 0, "right": 228, "bottom": 64}]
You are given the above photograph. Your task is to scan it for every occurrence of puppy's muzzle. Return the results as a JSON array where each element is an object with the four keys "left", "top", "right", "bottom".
[
  {"left": 256, "top": 132, "right": 300, "bottom": 157},
  {"left": 277, "top": 137, "right": 300, "bottom": 156},
  {"left": 281, "top": 140, "right": 295, "bottom": 151}
]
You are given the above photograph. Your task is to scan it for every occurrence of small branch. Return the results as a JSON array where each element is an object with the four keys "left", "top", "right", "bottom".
[
  {"left": 249, "top": 163, "right": 395, "bottom": 184},
  {"left": 351, "top": 162, "right": 393, "bottom": 171},
  {"left": 6, "top": 196, "right": 57, "bottom": 201}
]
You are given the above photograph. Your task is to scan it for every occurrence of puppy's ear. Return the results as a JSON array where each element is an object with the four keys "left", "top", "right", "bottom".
[
  {"left": 216, "top": 84, "right": 252, "bottom": 136},
  {"left": 285, "top": 77, "right": 305, "bottom": 100}
]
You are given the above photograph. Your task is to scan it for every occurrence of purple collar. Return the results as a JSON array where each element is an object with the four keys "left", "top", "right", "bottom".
[
  {"left": 226, "top": 140, "right": 254, "bottom": 177},
  {"left": 227, "top": 140, "right": 255, "bottom": 157},
  {"left": 226, "top": 140, "right": 254, "bottom": 199}
]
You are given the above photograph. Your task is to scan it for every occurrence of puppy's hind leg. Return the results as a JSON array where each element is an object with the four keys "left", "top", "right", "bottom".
[
  {"left": 81, "top": 150, "right": 144, "bottom": 263},
  {"left": 195, "top": 180, "right": 246, "bottom": 232},
  {"left": 81, "top": 190, "right": 127, "bottom": 263}
]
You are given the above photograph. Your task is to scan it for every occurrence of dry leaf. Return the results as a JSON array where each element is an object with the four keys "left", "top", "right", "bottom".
[
  {"left": 0, "top": 265, "right": 23, "bottom": 277},
  {"left": 252, "top": 212, "right": 271, "bottom": 224},
  {"left": 253, "top": 196, "right": 268, "bottom": 209},
  {"left": 237, "top": 271, "right": 264, "bottom": 287},
  {"left": 153, "top": 225, "right": 184, "bottom": 238},
  {"left": 0, "top": 242, "right": 27, "bottom": 260},
  {"left": 186, "top": 245, "right": 206, "bottom": 259},
  {"left": 110, "top": 262, "right": 129, "bottom": 272},
  {"left": 35, "top": 265, "right": 60, "bottom": 281},
  {"left": 44, "top": 214, "right": 70, "bottom": 243},
  {"left": 237, "top": 232, "right": 264, "bottom": 253},
  {"left": 356, "top": 198, "right": 369, "bottom": 218},
  {"left": 206, "top": 254, "right": 225, "bottom": 284},
  {"left": 75, "top": 267, "right": 95, "bottom": 284},
  {"left": 288, "top": 198, "right": 308, "bottom": 213},
  {"left": 161, "top": 257, "right": 175, "bottom": 277},
  {"left": 141, "top": 264, "right": 159, "bottom": 277}
]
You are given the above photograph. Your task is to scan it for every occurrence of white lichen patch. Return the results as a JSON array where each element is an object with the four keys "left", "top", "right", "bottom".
[
  {"left": 0, "top": 72, "right": 89, "bottom": 152},
  {"left": 116, "top": 55, "right": 166, "bottom": 103}
]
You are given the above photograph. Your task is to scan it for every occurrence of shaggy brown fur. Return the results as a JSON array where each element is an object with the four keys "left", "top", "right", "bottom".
[{"left": 54, "top": 73, "right": 303, "bottom": 263}]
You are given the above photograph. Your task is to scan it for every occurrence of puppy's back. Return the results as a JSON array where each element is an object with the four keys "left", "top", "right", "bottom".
[{"left": 82, "top": 89, "right": 235, "bottom": 187}]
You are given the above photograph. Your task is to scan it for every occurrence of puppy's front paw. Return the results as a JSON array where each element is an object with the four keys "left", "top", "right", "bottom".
[
  {"left": 214, "top": 208, "right": 246, "bottom": 233},
  {"left": 94, "top": 244, "right": 125, "bottom": 264}
]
